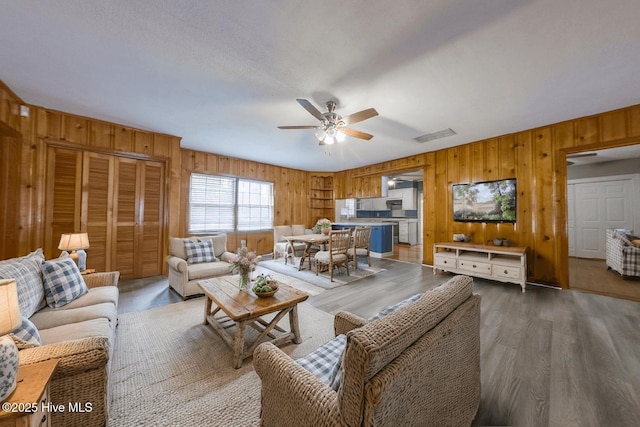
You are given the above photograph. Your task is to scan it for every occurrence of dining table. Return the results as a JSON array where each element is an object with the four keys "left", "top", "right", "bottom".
[{"left": 283, "top": 233, "right": 330, "bottom": 271}]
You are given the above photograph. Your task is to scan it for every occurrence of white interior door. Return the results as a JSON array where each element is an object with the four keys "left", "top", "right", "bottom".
[{"left": 573, "top": 178, "right": 634, "bottom": 259}]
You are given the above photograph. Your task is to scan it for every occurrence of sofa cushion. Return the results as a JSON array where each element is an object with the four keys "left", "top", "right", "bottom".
[
  {"left": 169, "top": 236, "right": 190, "bottom": 260},
  {"left": 185, "top": 240, "right": 217, "bottom": 264},
  {"left": 10, "top": 316, "right": 42, "bottom": 349},
  {"left": 38, "top": 317, "right": 113, "bottom": 346},
  {"left": 187, "top": 261, "right": 232, "bottom": 280},
  {"left": 30, "top": 302, "right": 116, "bottom": 330},
  {"left": 38, "top": 286, "right": 118, "bottom": 311},
  {"left": 42, "top": 257, "right": 88, "bottom": 308},
  {"left": 0, "top": 249, "right": 46, "bottom": 318},
  {"left": 296, "top": 334, "right": 346, "bottom": 391}
]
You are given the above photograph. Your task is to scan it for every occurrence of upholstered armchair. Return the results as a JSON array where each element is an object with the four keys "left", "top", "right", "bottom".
[
  {"left": 273, "top": 225, "right": 306, "bottom": 263},
  {"left": 347, "top": 226, "right": 371, "bottom": 270},
  {"left": 314, "top": 229, "right": 351, "bottom": 281},
  {"left": 606, "top": 229, "right": 640, "bottom": 277},
  {"left": 254, "top": 275, "right": 481, "bottom": 427},
  {"left": 166, "top": 234, "right": 236, "bottom": 299}
]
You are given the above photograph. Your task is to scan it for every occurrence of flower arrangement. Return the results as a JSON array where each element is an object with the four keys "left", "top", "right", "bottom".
[
  {"left": 312, "top": 218, "right": 332, "bottom": 234},
  {"left": 230, "top": 247, "right": 258, "bottom": 290}
]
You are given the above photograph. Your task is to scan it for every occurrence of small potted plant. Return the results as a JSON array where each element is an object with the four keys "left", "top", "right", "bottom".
[{"left": 312, "top": 218, "right": 332, "bottom": 235}]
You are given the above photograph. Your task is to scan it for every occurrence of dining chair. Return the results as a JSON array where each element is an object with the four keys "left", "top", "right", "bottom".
[
  {"left": 347, "top": 227, "right": 372, "bottom": 270},
  {"left": 314, "top": 230, "right": 351, "bottom": 281}
]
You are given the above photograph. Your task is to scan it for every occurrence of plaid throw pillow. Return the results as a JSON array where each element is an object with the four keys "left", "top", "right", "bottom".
[
  {"left": 295, "top": 334, "right": 346, "bottom": 391},
  {"left": 0, "top": 249, "right": 46, "bottom": 318},
  {"left": 184, "top": 240, "right": 216, "bottom": 264},
  {"left": 10, "top": 316, "right": 42, "bottom": 349},
  {"left": 42, "top": 257, "right": 88, "bottom": 308}
]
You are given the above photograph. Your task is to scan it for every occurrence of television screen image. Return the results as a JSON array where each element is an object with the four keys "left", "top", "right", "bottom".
[{"left": 452, "top": 179, "right": 517, "bottom": 223}]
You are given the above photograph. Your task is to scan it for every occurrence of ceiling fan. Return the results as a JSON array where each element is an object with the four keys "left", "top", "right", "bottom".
[{"left": 278, "top": 99, "right": 378, "bottom": 145}]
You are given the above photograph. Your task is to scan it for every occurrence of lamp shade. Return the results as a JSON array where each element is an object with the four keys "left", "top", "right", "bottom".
[
  {"left": 58, "top": 232, "right": 90, "bottom": 251},
  {"left": 0, "top": 279, "right": 20, "bottom": 336}
]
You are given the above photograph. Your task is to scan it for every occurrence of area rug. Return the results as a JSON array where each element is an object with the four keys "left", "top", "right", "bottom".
[
  {"left": 259, "top": 259, "right": 385, "bottom": 290},
  {"left": 108, "top": 298, "right": 334, "bottom": 427}
]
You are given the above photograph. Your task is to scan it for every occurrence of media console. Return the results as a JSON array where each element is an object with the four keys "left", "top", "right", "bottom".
[{"left": 433, "top": 242, "right": 528, "bottom": 292}]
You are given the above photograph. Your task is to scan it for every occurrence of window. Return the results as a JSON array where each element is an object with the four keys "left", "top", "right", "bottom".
[{"left": 189, "top": 173, "right": 274, "bottom": 233}]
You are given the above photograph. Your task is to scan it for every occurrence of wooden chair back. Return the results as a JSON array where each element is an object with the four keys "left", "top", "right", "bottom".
[
  {"left": 353, "top": 227, "right": 371, "bottom": 250},
  {"left": 329, "top": 230, "right": 351, "bottom": 256}
]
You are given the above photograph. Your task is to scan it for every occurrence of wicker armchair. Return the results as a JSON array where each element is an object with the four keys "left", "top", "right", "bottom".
[
  {"left": 254, "top": 275, "right": 481, "bottom": 427},
  {"left": 314, "top": 229, "right": 351, "bottom": 281},
  {"left": 347, "top": 227, "right": 371, "bottom": 270}
]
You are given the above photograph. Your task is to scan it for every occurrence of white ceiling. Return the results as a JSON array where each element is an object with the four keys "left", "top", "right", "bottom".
[{"left": 2, "top": 0, "right": 640, "bottom": 172}]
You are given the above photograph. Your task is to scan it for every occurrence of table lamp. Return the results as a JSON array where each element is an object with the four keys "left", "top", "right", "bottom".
[
  {"left": 58, "top": 232, "right": 90, "bottom": 271},
  {"left": 0, "top": 278, "right": 21, "bottom": 402}
]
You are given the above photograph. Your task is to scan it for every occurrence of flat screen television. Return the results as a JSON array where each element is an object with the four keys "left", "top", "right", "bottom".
[{"left": 452, "top": 178, "right": 517, "bottom": 223}]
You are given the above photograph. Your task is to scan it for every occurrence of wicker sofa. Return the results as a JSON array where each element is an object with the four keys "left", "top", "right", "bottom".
[
  {"left": 166, "top": 234, "right": 236, "bottom": 299},
  {"left": 606, "top": 229, "right": 640, "bottom": 277},
  {"left": 0, "top": 249, "right": 119, "bottom": 427},
  {"left": 254, "top": 275, "right": 481, "bottom": 427}
]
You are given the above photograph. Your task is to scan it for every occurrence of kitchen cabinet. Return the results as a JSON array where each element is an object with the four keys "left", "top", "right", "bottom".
[
  {"left": 401, "top": 188, "right": 417, "bottom": 210},
  {"left": 387, "top": 188, "right": 416, "bottom": 210},
  {"left": 373, "top": 197, "right": 388, "bottom": 210},
  {"left": 398, "top": 219, "right": 418, "bottom": 244}
]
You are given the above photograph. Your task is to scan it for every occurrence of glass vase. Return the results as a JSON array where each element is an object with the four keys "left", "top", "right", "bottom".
[{"left": 239, "top": 272, "right": 250, "bottom": 291}]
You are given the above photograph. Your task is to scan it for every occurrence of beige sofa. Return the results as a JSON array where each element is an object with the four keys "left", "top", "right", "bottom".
[
  {"left": 166, "top": 234, "right": 236, "bottom": 299},
  {"left": 1, "top": 249, "right": 119, "bottom": 427},
  {"left": 255, "top": 275, "right": 481, "bottom": 427}
]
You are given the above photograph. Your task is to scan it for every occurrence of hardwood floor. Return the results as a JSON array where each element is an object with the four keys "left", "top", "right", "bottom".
[
  {"left": 118, "top": 259, "right": 640, "bottom": 427},
  {"left": 569, "top": 257, "right": 640, "bottom": 302},
  {"left": 389, "top": 242, "right": 422, "bottom": 264}
]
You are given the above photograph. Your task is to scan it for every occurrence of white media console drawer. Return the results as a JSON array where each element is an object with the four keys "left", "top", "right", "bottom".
[{"left": 432, "top": 242, "right": 528, "bottom": 292}]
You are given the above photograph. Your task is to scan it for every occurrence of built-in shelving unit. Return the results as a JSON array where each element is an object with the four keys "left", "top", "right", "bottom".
[
  {"left": 433, "top": 242, "right": 528, "bottom": 292},
  {"left": 309, "top": 175, "right": 334, "bottom": 222}
]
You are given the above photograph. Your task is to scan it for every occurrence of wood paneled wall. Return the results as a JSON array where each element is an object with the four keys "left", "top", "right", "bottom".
[
  {"left": 0, "top": 81, "right": 181, "bottom": 273},
  {"left": 179, "top": 149, "right": 319, "bottom": 255},
  {"left": 336, "top": 105, "right": 640, "bottom": 289},
  {"left": 4, "top": 79, "right": 640, "bottom": 286}
]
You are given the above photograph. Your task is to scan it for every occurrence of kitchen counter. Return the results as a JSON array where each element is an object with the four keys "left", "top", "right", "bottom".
[
  {"left": 332, "top": 222, "right": 394, "bottom": 257},
  {"left": 333, "top": 221, "right": 395, "bottom": 227}
]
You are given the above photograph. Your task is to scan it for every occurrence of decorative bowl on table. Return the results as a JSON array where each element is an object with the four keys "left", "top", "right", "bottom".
[{"left": 253, "top": 273, "right": 279, "bottom": 297}]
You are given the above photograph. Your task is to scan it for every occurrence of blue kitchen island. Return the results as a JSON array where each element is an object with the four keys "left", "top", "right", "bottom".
[{"left": 332, "top": 222, "right": 394, "bottom": 258}]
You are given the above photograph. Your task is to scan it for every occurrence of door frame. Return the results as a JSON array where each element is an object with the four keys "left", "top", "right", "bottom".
[{"left": 560, "top": 140, "right": 640, "bottom": 289}]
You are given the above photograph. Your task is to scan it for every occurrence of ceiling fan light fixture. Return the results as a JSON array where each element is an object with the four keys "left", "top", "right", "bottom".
[
  {"left": 324, "top": 135, "right": 335, "bottom": 145},
  {"left": 336, "top": 130, "right": 346, "bottom": 142},
  {"left": 314, "top": 128, "right": 326, "bottom": 140}
]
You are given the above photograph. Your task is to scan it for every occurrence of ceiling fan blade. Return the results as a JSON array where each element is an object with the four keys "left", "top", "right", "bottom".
[
  {"left": 342, "top": 127, "right": 374, "bottom": 140},
  {"left": 277, "top": 125, "right": 318, "bottom": 129},
  {"left": 342, "top": 108, "right": 378, "bottom": 125},
  {"left": 296, "top": 99, "right": 326, "bottom": 121}
]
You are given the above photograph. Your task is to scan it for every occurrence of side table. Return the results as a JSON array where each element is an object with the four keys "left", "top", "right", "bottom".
[{"left": 0, "top": 359, "right": 58, "bottom": 427}]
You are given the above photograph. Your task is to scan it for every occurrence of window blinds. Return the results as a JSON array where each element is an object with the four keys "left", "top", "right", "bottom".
[{"left": 189, "top": 173, "right": 274, "bottom": 233}]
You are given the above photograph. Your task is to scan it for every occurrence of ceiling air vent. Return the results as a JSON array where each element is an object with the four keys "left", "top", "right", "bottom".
[{"left": 413, "top": 128, "right": 456, "bottom": 143}]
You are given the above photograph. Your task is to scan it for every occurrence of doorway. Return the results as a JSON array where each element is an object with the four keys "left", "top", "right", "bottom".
[{"left": 566, "top": 145, "right": 640, "bottom": 300}]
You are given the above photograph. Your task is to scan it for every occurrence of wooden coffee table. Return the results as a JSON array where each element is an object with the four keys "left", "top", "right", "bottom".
[{"left": 198, "top": 275, "right": 309, "bottom": 368}]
